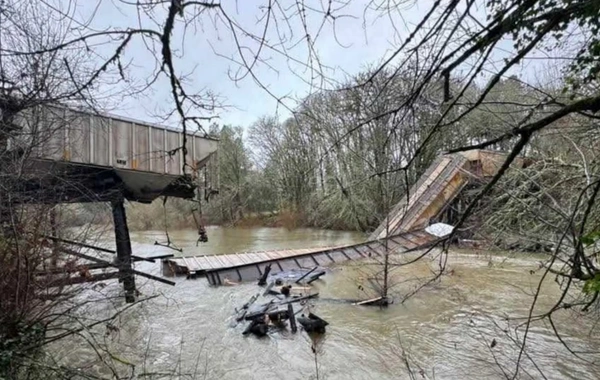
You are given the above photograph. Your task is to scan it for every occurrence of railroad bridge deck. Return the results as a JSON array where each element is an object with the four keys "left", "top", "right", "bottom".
[{"left": 164, "top": 229, "right": 439, "bottom": 285}]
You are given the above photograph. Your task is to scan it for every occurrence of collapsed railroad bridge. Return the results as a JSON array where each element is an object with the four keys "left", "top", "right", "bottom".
[
  {"left": 165, "top": 149, "right": 531, "bottom": 285},
  {"left": 1, "top": 97, "right": 532, "bottom": 300}
]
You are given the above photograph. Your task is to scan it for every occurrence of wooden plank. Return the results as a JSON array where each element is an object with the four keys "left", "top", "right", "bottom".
[
  {"left": 256, "top": 252, "right": 274, "bottom": 262},
  {"left": 263, "top": 251, "right": 283, "bottom": 260},
  {"left": 245, "top": 253, "right": 264, "bottom": 264},
  {"left": 235, "top": 253, "right": 252, "bottom": 265},
  {"left": 220, "top": 254, "right": 237, "bottom": 268},
  {"left": 181, "top": 257, "right": 193, "bottom": 271},
  {"left": 366, "top": 244, "right": 385, "bottom": 256},
  {"left": 404, "top": 232, "right": 430, "bottom": 246},
  {"left": 207, "top": 255, "right": 224, "bottom": 268},
  {"left": 389, "top": 236, "right": 415, "bottom": 250},
  {"left": 282, "top": 249, "right": 304, "bottom": 258},
  {"left": 198, "top": 256, "right": 216, "bottom": 270},
  {"left": 408, "top": 231, "right": 437, "bottom": 246},
  {"left": 234, "top": 253, "right": 252, "bottom": 265},
  {"left": 189, "top": 259, "right": 202, "bottom": 272},
  {"left": 398, "top": 233, "right": 420, "bottom": 246},
  {"left": 169, "top": 258, "right": 182, "bottom": 267},
  {"left": 201, "top": 256, "right": 217, "bottom": 270},
  {"left": 365, "top": 244, "right": 382, "bottom": 256},
  {"left": 145, "top": 254, "right": 174, "bottom": 260},
  {"left": 338, "top": 248, "right": 352, "bottom": 260},
  {"left": 191, "top": 257, "right": 204, "bottom": 271},
  {"left": 376, "top": 239, "right": 400, "bottom": 251},
  {"left": 353, "top": 296, "right": 384, "bottom": 306},
  {"left": 220, "top": 254, "right": 238, "bottom": 267},
  {"left": 216, "top": 254, "right": 235, "bottom": 268},
  {"left": 372, "top": 241, "right": 392, "bottom": 254},
  {"left": 213, "top": 255, "right": 229, "bottom": 267},
  {"left": 230, "top": 254, "right": 248, "bottom": 265}
]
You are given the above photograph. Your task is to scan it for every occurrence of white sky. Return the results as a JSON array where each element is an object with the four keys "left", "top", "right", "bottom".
[{"left": 72, "top": 0, "right": 428, "bottom": 129}]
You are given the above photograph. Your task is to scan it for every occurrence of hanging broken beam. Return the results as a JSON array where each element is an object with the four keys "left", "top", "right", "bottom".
[
  {"left": 59, "top": 247, "right": 176, "bottom": 286},
  {"left": 42, "top": 235, "right": 168, "bottom": 262},
  {"left": 35, "top": 255, "right": 158, "bottom": 276}
]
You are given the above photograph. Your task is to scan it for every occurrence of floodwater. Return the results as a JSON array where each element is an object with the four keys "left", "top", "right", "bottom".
[{"left": 56, "top": 227, "right": 600, "bottom": 379}]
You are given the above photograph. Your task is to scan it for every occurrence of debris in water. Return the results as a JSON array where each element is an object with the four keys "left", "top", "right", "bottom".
[
  {"left": 295, "top": 266, "right": 318, "bottom": 283},
  {"left": 258, "top": 263, "right": 272, "bottom": 286},
  {"left": 243, "top": 319, "right": 268, "bottom": 337},
  {"left": 233, "top": 267, "right": 328, "bottom": 339},
  {"left": 425, "top": 222, "right": 454, "bottom": 237},
  {"left": 297, "top": 313, "right": 329, "bottom": 334},
  {"left": 353, "top": 296, "right": 391, "bottom": 307},
  {"left": 223, "top": 277, "right": 239, "bottom": 286},
  {"left": 288, "top": 304, "right": 297, "bottom": 333},
  {"left": 306, "top": 270, "right": 326, "bottom": 284},
  {"left": 235, "top": 293, "right": 259, "bottom": 321},
  {"left": 280, "top": 285, "right": 291, "bottom": 297}
]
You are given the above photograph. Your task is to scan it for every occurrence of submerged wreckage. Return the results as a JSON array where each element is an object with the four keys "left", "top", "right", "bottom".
[{"left": 235, "top": 269, "right": 328, "bottom": 337}]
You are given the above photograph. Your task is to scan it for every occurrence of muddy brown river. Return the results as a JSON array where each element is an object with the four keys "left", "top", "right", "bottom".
[{"left": 56, "top": 227, "right": 600, "bottom": 379}]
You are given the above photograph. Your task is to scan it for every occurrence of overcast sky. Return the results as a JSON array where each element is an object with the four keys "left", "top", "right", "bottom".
[
  {"left": 72, "top": 1, "right": 428, "bottom": 129},
  {"left": 66, "top": 0, "right": 554, "bottom": 132}
]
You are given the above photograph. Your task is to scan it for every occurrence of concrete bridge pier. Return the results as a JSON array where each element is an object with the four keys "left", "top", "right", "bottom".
[{"left": 111, "top": 196, "right": 136, "bottom": 303}]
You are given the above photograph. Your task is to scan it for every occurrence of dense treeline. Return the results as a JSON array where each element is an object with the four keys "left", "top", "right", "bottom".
[{"left": 198, "top": 69, "right": 560, "bottom": 232}]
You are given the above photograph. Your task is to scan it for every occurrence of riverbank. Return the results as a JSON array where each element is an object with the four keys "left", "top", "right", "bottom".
[{"left": 61, "top": 202, "right": 363, "bottom": 232}]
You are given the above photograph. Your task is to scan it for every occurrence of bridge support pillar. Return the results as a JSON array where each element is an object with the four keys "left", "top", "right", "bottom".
[{"left": 111, "top": 197, "right": 136, "bottom": 303}]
